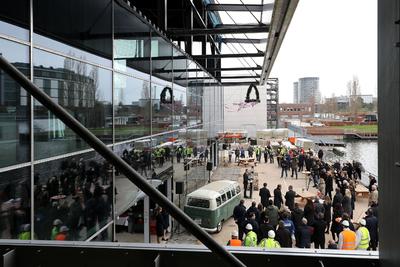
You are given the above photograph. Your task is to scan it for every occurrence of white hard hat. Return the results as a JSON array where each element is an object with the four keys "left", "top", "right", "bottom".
[
  {"left": 359, "top": 219, "right": 366, "bottom": 226},
  {"left": 245, "top": 223, "right": 253, "bottom": 231},
  {"left": 268, "top": 230, "right": 275, "bottom": 238},
  {"left": 231, "top": 231, "right": 238, "bottom": 237},
  {"left": 342, "top": 220, "right": 350, "bottom": 227}
]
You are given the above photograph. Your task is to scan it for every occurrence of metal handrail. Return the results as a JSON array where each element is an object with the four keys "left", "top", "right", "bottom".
[{"left": 0, "top": 56, "right": 246, "bottom": 267}]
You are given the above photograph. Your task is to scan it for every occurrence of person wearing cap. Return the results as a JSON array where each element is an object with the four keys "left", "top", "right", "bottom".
[
  {"left": 259, "top": 230, "right": 281, "bottom": 249},
  {"left": 18, "top": 224, "right": 31, "bottom": 240},
  {"left": 51, "top": 219, "right": 63, "bottom": 240},
  {"left": 356, "top": 219, "right": 370, "bottom": 250},
  {"left": 243, "top": 223, "right": 257, "bottom": 247},
  {"left": 338, "top": 220, "right": 356, "bottom": 250},
  {"left": 227, "top": 231, "right": 242, "bottom": 246},
  {"left": 55, "top": 226, "right": 69, "bottom": 241}
]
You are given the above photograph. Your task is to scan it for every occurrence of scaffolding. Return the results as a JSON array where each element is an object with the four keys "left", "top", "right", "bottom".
[{"left": 266, "top": 78, "right": 279, "bottom": 128}]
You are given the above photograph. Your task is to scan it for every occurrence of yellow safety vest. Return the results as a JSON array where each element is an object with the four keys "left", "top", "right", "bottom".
[
  {"left": 357, "top": 227, "right": 370, "bottom": 250},
  {"left": 244, "top": 231, "right": 257, "bottom": 247},
  {"left": 259, "top": 238, "right": 281, "bottom": 249}
]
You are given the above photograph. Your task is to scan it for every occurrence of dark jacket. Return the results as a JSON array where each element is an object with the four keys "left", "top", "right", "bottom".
[
  {"left": 284, "top": 190, "right": 296, "bottom": 211},
  {"left": 291, "top": 207, "right": 304, "bottom": 229},
  {"left": 365, "top": 215, "right": 378, "bottom": 241},
  {"left": 323, "top": 203, "right": 332, "bottom": 223},
  {"left": 332, "top": 192, "right": 343, "bottom": 208},
  {"left": 276, "top": 227, "right": 292, "bottom": 248},
  {"left": 298, "top": 224, "right": 312, "bottom": 248},
  {"left": 259, "top": 187, "right": 271, "bottom": 207},
  {"left": 233, "top": 203, "right": 246, "bottom": 224},
  {"left": 246, "top": 206, "right": 260, "bottom": 221},
  {"left": 259, "top": 223, "right": 275, "bottom": 240},
  {"left": 312, "top": 218, "right": 327, "bottom": 245},
  {"left": 273, "top": 188, "right": 284, "bottom": 208},
  {"left": 265, "top": 205, "right": 279, "bottom": 227}
]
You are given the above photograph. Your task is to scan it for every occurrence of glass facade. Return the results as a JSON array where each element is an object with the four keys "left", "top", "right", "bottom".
[{"left": 0, "top": 0, "right": 223, "bottom": 242}]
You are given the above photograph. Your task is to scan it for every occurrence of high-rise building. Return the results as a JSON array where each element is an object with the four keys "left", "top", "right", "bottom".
[
  {"left": 293, "top": 81, "right": 299, "bottom": 103},
  {"left": 298, "top": 77, "right": 321, "bottom": 104}
]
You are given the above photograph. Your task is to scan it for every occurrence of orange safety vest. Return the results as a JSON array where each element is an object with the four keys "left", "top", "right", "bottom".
[
  {"left": 341, "top": 230, "right": 356, "bottom": 250},
  {"left": 229, "top": 239, "right": 242, "bottom": 246}
]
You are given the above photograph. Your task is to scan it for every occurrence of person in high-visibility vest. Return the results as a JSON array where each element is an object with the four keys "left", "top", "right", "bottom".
[
  {"left": 356, "top": 219, "right": 370, "bottom": 250},
  {"left": 338, "top": 220, "right": 356, "bottom": 250},
  {"left": 259, "top": 230, "right": 281, "bottom": 249},
  {"left": 227, "top": 231, "right": 242, "bottom": 246},
  {"left": 243, "top": 224, "right": 257, "bottom": 247}
]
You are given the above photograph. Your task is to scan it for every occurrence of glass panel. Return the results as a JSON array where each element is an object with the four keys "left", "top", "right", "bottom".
[
  {"left": 33, "top": 49, "right": 112, "bottom": 160},
  {"left": 114, "top": 1, "right": 151, "bottom": 77},
  {"left": 152, "top": 133, "right": 173, "bottom": 176},
  {"left": 34, "top": 152, "right": 113, "bottom": 241},
  {"left": 114, "top": 73, "right": 150, "bottom": 142},
  {"left": 0, "top": 0, "right": 29, "bottom": 41},
  {"left": 89, "top": 223, "right": 113, "bottom": 242},
  {"left": 187, "top": 197, "right": 209, "bottom": 208},
  {"left": 151, "top": 33, "right": 173, "bottom": 82},
  {"left": 33, "top": 0, "right": 112, "bottom": 66},
  {"left": 0, "top": 167, "right": 31, "bottom": 239},
  {"left": 173, "top": 87, "right": 187, "bottom": 130},
  {"left": 0, "top": 38, "right": 30, "bottom": 167},
  {"left": 152, "top": 82, "right": 172, "bottom": 134}
]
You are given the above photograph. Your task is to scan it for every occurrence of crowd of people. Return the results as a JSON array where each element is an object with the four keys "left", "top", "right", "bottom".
[
  {"left": 229, "top": 143, "right": 378, "bottom": 250},
  {"left": 32, "top": 158, "right": 113, "bottom": 241}
]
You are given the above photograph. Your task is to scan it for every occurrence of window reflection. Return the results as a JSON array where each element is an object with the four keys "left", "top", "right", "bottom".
[
  {"left": 0, "top": 38, "right": 30, "bottom": 168},
  {"left": 33, "top": 0, "right": 112, "bottom": 63},
  {"left": 33, "top": 49, "right": 112, "bottom": 160},
  {"left": 0, "top": 0, "right": 29, "bottom": 41},
  {"left": 152, "top": 83, "right": 173, "bottom": 134},
  {"left": 34, "top": 153, "right": 113, "bottom": 241},
  {"left": 0, "top": 167, "right": 31, "bottom": 239},
  {"left": 114, "top": 74, "right": 150, "bottom": 142}
]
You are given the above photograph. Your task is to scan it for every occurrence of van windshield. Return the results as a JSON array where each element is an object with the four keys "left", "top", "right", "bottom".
[{"left": 187, "top": 197, "right": 210, "bottom": 208}]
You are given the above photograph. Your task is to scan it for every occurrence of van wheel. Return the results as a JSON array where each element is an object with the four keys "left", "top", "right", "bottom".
[{"left": 216, "top": 221, "right": 223, "bottom": 233}]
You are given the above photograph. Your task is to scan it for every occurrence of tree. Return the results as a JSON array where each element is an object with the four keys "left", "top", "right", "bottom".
[{"left": 347, "top": 76, "right": 362, "bottom": 120}]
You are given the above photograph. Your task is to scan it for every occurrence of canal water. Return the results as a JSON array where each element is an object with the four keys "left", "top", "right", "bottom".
[{"left": 323, "top": 140, "right": 378, "bottom": 184}]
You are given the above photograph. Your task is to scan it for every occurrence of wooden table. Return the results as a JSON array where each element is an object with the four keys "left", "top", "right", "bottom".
[
  {"left": 355, "top": 184, "right": 369, "bottom": 198},
  {"left": 296, "top": 191, "right": 316, "bottom": 200},
  {"left": 238, "top": 158, "right": 257, "bottom": 167}
]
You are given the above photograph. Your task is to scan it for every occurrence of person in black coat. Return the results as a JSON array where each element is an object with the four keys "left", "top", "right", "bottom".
[
  {"left": 365, "top": 209, "right": 378, "bottom": 251},
  {"left": 276, "top": 220, "right": 292, "bottom": 248},
  {"left": 258, "top": 213, "right": 275, "bottom": 240},
  {"left": 246, "top": 201, "right": 260, "bottom": 222},
  {"left": 312, "top": 213, "right": 327, "bottom": 249},
  {"left": 243, "top": 169, "right": 249, "bottom": 198},
  {"left": 155, "top": 207, "right": 166, "bottom": 243},
  {"left": 284, "top": 185, "right": 297, "bottom": 211},
  {"left": 233, "top": 200, "right": 247, "bottom": 240},
  {"left": 325, "top": 172, "right": 334, "bottom": 199},
  {"left": 303, "top": 198, "right": 315, "bottom": 226},
  {"left": 331, "top": 203, "right": 343, "bottom": 241},
  {"left": 323, "top": 196, "right": 332, "bottom": 234},
  {"left": 259, "top": 183, "right": 271, "bottom": 208},
  {"left": 274, "top": 184, "right": 284, "bottom": 209},
  {"left": 332, "top": 188, "right": 343, "bottom": 208},
  {"left": 298, "top": 218, "right": 312, "bottom": 248}
]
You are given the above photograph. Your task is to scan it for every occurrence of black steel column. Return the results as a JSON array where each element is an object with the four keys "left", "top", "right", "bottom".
[{"left": 378, "top": 0, "right": 400, "bottom": 267}]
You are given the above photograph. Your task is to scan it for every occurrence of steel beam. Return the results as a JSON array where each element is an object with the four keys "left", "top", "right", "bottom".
[
  {"left": 168, "top": 24, "right": 269, "bottom": 36},
  {"left": 221, "top": 38, "right": 267, "bottom": 44},
  {"left": 193, "top": 52, "right": 264, "bottom": 59},
  {"left": 174, "top": 75, "right": 259, "bottom": 80},
  {"left": 155, "top": 66, "right": 262, "bottom": 73},
  {"left": 206, "top": 3, "right": 274, "bottom": 12},
  {"left": 190, "top": 81, "right": 259, "bottom": 86}
]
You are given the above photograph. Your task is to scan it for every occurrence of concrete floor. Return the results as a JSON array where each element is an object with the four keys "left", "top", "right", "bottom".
[{"left": 116, "top": 152, "right": 369, "bottom": 248}]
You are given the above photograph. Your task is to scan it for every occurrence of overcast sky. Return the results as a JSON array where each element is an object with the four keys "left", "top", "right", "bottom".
[{"left": 270, "top": 0, "right": 377, "bottom": 103}]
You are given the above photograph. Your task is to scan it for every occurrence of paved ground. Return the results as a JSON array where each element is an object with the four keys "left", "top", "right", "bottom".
[{"left": 116, "top": 152, "right": 369, "bottom": 247}]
